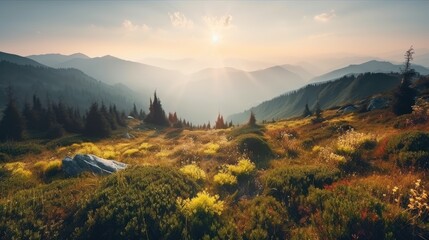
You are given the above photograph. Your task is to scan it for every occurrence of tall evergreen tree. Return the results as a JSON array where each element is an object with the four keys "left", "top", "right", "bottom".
[
  {"left": 144, "top": 92, "right": 169, "bottom": 126},
  {"left": 84, "top": 103, "right": 111, "bottom": 138},
  {"left": 314, "top": 101, "right": 322, "bottom": 119},
  {"left": 302, "top": 103, "right": 312, "bottom": 118},
  {"left": 0, "top": 87, "right": 24, "bottom": 141},
  {"left": 392, "top": 46, "right": 417, "bottom": 115},
  {"left": 215, "top": 114, "right": 227, "bottom": 129},
  {"left": 248, "top": 111, "right": 256, "bottom": 126}
]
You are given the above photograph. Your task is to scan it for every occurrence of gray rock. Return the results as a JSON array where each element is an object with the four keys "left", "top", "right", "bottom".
[
  {"left": 337, "top": 105, "right": 357, "bottom": 114},
  {"left": 367, "top": 97, "right": 389, "bottom": 111},
  {"left": 62, "top": 154, "right": 127, "bottom": 176}
]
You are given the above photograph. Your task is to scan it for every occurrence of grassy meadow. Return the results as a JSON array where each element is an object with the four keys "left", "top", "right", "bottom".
[{"left": 1, "top": 108, "right": 428, "bottom": 239}]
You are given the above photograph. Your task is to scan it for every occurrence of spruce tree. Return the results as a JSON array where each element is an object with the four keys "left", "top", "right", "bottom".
[
  {"left": 84, "top": 102, "right": 111, "bottom": 138},
  {"left": 302, "top": 103, "right": 312, "bottom": 118},
  {"left": 144, "top": 92, "right": 169, "bottom": 126},
  {"left": 248, "top": 111, "right": 256, "bottom": 126},
  {"left": 392, "top": 46, "right": 417, "bottom": 115},
  {"left": 0, "top": 88, "right": 24, "bottom": 141}
]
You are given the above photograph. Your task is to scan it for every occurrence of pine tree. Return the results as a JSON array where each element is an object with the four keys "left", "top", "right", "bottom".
[
  {"left": 144, "top": 92, "right": 169, "bottom": 126},
  {"left": 302, "top": 103, "right": 312, "bottom": 118},
  {"left": 84, "top": 102, "right": 111, "bottom": 138},
  {"left": 314, "top": 101, "right": 322, "bottom": 119},
  {"left": 130, "top": 103, "right": 138, "bottom": 118},
  {"left": 248, "top": 111, "right": 256, "bottom": 126},
  {"left": 215, "top": 114, "right": 227, "bottom": 129},
  {"left": 392, "top": 46, "right": 417, "bottom": 115},
  {"left": 0, "top": 87, "right": 24, "bottom": 141}
]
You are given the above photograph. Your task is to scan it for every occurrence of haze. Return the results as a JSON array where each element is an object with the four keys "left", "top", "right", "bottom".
[{"left": 1, "top": 1, "right": 429, "bottom": 72}]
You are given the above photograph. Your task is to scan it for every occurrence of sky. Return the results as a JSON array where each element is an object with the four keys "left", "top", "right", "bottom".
[{"left": 1, "top": 0, "right": 429, "bottom": 66}]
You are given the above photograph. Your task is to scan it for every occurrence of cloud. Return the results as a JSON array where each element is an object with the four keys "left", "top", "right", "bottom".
[
  {"left": 169, "top": 12, "right": 194, "bottom": 28},
  {"left": 122, "top": 19, "right": 150, "bottom": 31},
  {"left": 203, "top": 15, "right": 233, "bottom": 30},
  {"left": 314, "top": 10, "right": 336, "bottom": 22}
]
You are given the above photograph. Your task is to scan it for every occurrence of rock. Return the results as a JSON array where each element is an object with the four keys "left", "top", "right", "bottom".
[
  {"left": 337, "top": 105, "right": 357, "bottom": 114},
  {"left": 367, "top": 97, "right": 389, "bottom": 111},
  {"left": 124, "top": 132, "right": 135, "bottom": 139},
  {"left": 62, "top": 154, "right": 127, "bottom": 176}
]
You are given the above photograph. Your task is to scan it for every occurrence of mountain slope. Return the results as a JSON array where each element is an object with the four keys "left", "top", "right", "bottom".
[
  {"left": 228, "top": 72, "right": 401, "bottom": 124},
  {"left": 27, "top": 53, "right": 89, "bottom": 67},
  {"left": 312, "top": 60, "right": 429, "bottom": 83},
  {"left": 0, "top": 52, "right": 46, "bottom": 67},
  {"left": 168, "top": 66, "right": 306, "bottom": 123},
  {"left": 0, "top": 61, "right": 146, "bottom": 112},
  {"left": 28, "top": 53, "right": 310, "bottom": 123}
]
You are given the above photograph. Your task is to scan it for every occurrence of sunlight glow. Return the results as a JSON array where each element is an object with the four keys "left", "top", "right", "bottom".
[{"left": 211, "top": 34, "right": 220, "bottom": 44}]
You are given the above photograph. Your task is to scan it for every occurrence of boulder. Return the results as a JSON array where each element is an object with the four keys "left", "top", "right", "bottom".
[
  {"left": 367, "top": 97, "right": 389, "bottom": 111},
  {"left": 337, "top": 105, "right": 357, "bottom": 114},
  {"left": 62, "top": 154, "right": 127, "bottom": 176}
]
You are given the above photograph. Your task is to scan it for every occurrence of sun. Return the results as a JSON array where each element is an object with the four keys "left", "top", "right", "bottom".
[{"left": 211, "top": 33, "right": 220, "bottom": 44}]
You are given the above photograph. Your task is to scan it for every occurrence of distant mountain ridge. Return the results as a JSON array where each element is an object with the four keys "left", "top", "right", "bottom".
[
  {"left": 0, "top": 52, "right": 146, "bottom": 113},
  {"left": 27, "top": 53, "right": 89, "bottom": 67},
  {"left": 228, "top": 72, "right": 401, "bottom": 124},
  {"left": 27, "top": 53, "right": 310, "bottom": 123},
  {"left": 1, "top": 51, "right": 46, "bottom": 67},
  {"left": 311, "top": 60, "right": 429, "bottom": 83}
]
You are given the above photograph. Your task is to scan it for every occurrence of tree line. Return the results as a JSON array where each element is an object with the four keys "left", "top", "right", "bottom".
[{"left": 0, "top": 91, "right": 129, "bottom": 141}]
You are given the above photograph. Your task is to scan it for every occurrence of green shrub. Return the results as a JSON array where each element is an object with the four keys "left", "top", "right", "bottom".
[
  {"left": 71, "top": 166, "right": 200, "bottom": 240},
  {"left": 0, "top": 178, "right": 98, "bottom": 240},
  {"left": 397, "top": 151, "right": 429, "bottom": 169},
  {"left": 387, "top": 132, "right": 429, "bottom": 169},
  {"left": 307, "top": 186, "right": 386, "bottom": 240},
  {"left": 0, "top": 162, "right": 37, "bottom": 198},
  {"left": 177, "top": 190, "right": 238, "bottom": 239},
  {"left": 235, "top": 134, "right": 273, "bottom": 167},
  {"left": 228, "top": 124, "right": 264, "bottom": 139},
  {"left": 0, "top": 153, "right": 10, "bottom": 163},
  {"left": 0, "top": 142, "right": 43, "bottom": 157},
  {"left": 265, "top": 165, "right": 340, "bottom": 221},
  {"left": 236, "top": 196, "right": 290, "bottom": 240},
  {"left": 45, "top": 134, "right": 83, "bottom": 149},
  {"left": 301, "top": 138, "right": 315, "bottom": 150},
  {"left": 387, "top": 132, "right": 429, "bottom": 153}
]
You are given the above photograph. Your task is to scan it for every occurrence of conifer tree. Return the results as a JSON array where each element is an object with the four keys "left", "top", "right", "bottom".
[
  {"left": 248, "top": 111, "right": 256, "bottom": 126},
  {"left": 84, "top": 102, "right": 111, "bottom": 138},
  {"left": 302, "top": 103, "right": 312, "bottom": 118},
  {"left": 0, "top": 87, "right": 24, "bottom": 141},
  {"left": 215, "top": 114, "right": 227, "bottom": 129},
  {"left": 314, "top": 101, "right": 322, "bottom": 119},
  {"left": 392, "top": 46, "right": 417, "bottom": 115},
  {"left": 144, "top": 92, "right": 169, "bottom": 126}
]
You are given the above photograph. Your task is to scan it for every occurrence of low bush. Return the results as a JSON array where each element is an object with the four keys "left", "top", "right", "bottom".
[
  {"left": 387, "top": 132, "right": 429, "bottom": 154},
  {"left": 387, "top": 132, "right": 429, "bottom": 169},
  {"left": 236, "top": 196, "right": 290, "bottom": 240},
  {"left": 0, "top": 153, "right": 10, "bottom": 163},
  {"left": 71, "top": 166, "right": 200, "bottom": 240},
  {"left": 0, "top": 142, "right": 43, "bottom": 157},
  {"left": 34, "top": 160, "right": 62, "bottom": 180},
  {"left": 177, "top": 190, "right": 237, "bottom": 239},
  {"left": 235, "top": 134, "right": 273, "bottom": 167},
  {"left": 228, "top": 124, "right": 264, "bottom": 139},
  {"left": 307, "top": 186, "right": 386, "bottom": 239},
  {"left": 265, "top": 165, "right": 340, "bottom": 221},
  {"left": 214, "top": 172, "right": 237, "bottom": 186},
  {"left": 0, "top": 178, "right": 98, "bottom": 240},
  {"left": 179, "top": 164, "right": 207, "bottom": 182}
]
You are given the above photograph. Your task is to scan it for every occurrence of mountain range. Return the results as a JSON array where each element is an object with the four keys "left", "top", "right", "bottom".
[
  {"left": 227, "top": 72, "right": 402, "bottom": 123},
  {"left": 27, "top": 53, "right": 309, "bottom": 123},
  {"left": 9, "top": 51, "right": 428, "bottom": 124},
  {"left": 311, "top": 60, "right": 429, "bottom": 83},
  {"left": 0, "top": 52, "right": 145, "bottom": 114}
]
